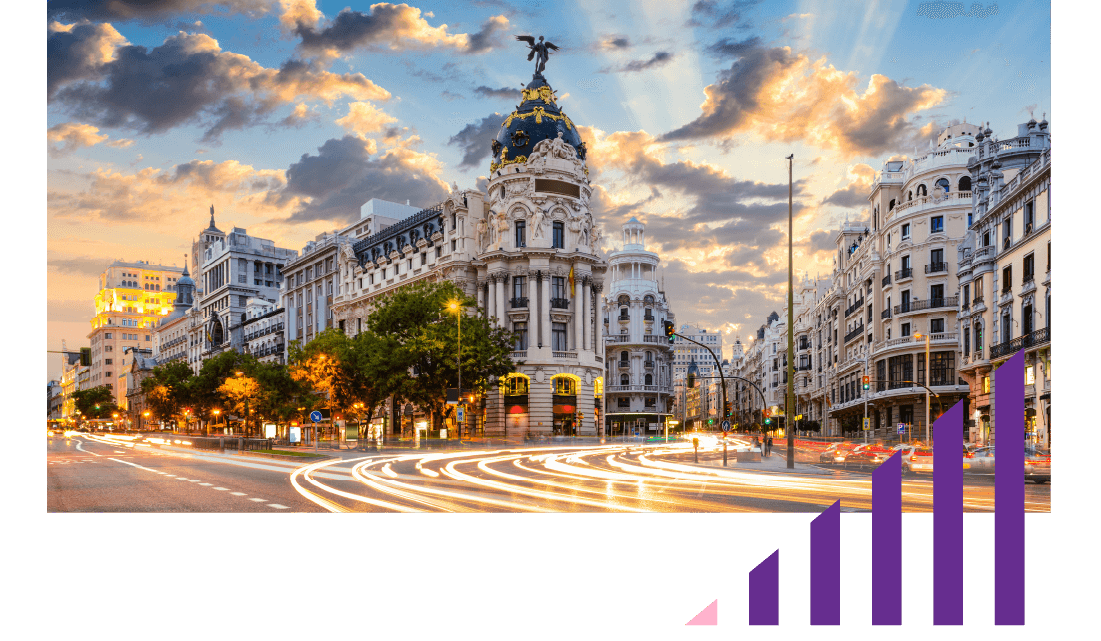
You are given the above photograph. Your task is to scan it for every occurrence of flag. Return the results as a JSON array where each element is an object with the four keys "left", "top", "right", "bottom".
[
  {"left": 825, "top": 395, "right": 832, "bottom": 409},
  {"left": 205, "top": 328, "right": 213, "bottom": 344},
  {"left": 568, "top": 264, "right": 575, "bottom": 296}
]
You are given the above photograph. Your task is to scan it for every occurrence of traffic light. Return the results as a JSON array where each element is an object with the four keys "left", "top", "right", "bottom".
[
  {"left": 764, "top": 416, "right": 771, "bottom": 425},
  {"left": 663, "top": 320, "right": 675, "bottom": 344},
  {"left": 724, "top": 402, "right": 732, "bottom": 417},
  {"left": 708, "top": 418, "right": 714, "bottom": 425},
  {"left": 80, "top": 347, "right": 91, "bottom": 366},
  {"left": 687, "top": 372, "right": 696, "bottom": 388},
  {"left": 762, "top": 408, "right": 771, "bottom": 419},
  {"left": 862, "top": 375, "right": 870, "bottom": 390}
]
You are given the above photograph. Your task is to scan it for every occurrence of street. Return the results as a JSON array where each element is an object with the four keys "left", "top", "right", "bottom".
[{"left": 47, "top": 433, "right": 1051, "bottom": 513}]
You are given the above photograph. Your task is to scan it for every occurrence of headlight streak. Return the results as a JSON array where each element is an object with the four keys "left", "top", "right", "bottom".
[
  {"left": 292, "top": 457, "right": 424, "bottom": 513},
  {"left": 350, "top": 459, "right": 552, "bottom": 513}
]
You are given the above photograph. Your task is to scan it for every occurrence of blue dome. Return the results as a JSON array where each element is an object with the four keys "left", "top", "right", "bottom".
[{"left": 490, "top": 73, "right": 585, "bottom": 173}]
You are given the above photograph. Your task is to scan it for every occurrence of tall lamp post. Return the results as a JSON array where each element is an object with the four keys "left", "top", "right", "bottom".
[
  {"left": 914, "top": 332, "right": 931, "bottom": 442},
  {"left": 786, "top": 153, "right": 796, "bottom": 469},
  {"left": 448, "top": 300, "right": 463, "bottom": 439},
  {"left": 234, "top": 371, "right": 249, "bottom": 437}
]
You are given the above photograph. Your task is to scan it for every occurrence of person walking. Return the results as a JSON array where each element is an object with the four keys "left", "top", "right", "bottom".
[{"left": 767, "top": 435, "right": 774, "bottom": 457}]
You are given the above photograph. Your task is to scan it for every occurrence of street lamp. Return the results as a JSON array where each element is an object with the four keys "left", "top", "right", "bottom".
[
  {"left": 234, "top": 371, "right": 250, "bottom": 437},
  {"left": 212, "top": 408, "right": 221, "bottom": 434},
  {"left": 914, "top": 332, "right": 931, "bottom": 442},
  {"left": 785, "top": 153, "right": 795, "bottom": 469}
]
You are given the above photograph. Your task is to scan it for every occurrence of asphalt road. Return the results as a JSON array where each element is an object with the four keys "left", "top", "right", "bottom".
[{"left": 47, "top": 434, "right": 1051, "bottom": 513}]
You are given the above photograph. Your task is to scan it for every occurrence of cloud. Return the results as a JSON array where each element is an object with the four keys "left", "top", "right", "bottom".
[
  {"left": 473, "top": 85, "right": 521, "bottom": 101},
  {"left": 277, "top": 135, "right": 450, "bottom": 224},
  {"left": 440, "top": 90, "right": 464, "bottom": 101},
  {"left": 48, "top": 298, "right": 97, "bottom": 324},
  {"left": 820, "top": 164, "right": 875, "bottom": 208},
  {"left": 686, "top": 0, "right": 758, "bottom": 29},
  {"left": 47, "top": 122, "right": 108, "bottom": 155},
  {"left": 47, "top": 21, "right": 128, "bottom": 98},
  {"left": 277, "top": 102, "right": 321, "bottom": 128},
  {"left": 47, "top": 1, "right": 273, "bottom": 23},
  {"left": 49, "top": 29, "right": 391, "bottom": 141},
  {"left": 601, "top": 52, "right": 674, "bottom": 74},
  {"left": 48, "top": 255, "right": 115, "bottom": 278},
  {"left": 335, "top": 101, "right": 399, "bottom": 135},
  {"left": 49, "top": 158, "right": 289, "bottom": 225},
  {"left": 293, "top": 5, "right": 510, "bottom": 56},
  {"left": 278, "top": 0, "right": 323, "bottom": 30},
  {"left": 447, "top": 112, "right": 504, "bottom": 171},
  {"left": 598, "top": 35, "right": 632, "bottom": 50},
  {"left": 660, "top": 40, "right": 947, "bottom": 158}
]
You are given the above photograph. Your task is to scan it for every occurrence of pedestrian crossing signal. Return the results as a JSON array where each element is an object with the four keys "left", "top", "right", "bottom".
[{"left": 862, "top": 375, "right": 870, "bottom": 390}]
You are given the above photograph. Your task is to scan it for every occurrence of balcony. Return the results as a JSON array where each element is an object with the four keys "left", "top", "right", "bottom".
[
  {"left": 990, "top": 327, "right": 1050, "bottom": 360},
  {"left": 510, "top": 297, "right": 529, "bottom": 308},
  {"left": 644, "top": 361, "right": 655, "bottom": 369},
  {"left": 554, "top": 351, "right": 579, "bottom": 359},
  {"left": 925, "top": 262, "right": 948, "bottom": 274},
  {"left": 618, "top": 314, "right": 630, "bottom": 321},
  {"left": 845, "top": 297, "right": 865, "bottom": 318},
  {"left": 844, "top": 324, "right": 865, "bottom": 343},
  {"left": 643, "top": 335, "right": 663, "bottom": 343},
  {"left": 881, "top": 309, "right": 892, "bottom": 320},
  {"left": 606, "top": 335, "right": 629, "bottom": 343},
  {"left": 643, "top": 313, "right": 654, "bottom": 322},
  {"left": 972, "top": 296, "right": 984, "bottom": 306},
  {"left": 511, "top": 351, "right": 527, "bottom": 359},
  {"left": 550, "top": 298, "right": 570, "bottom": 309},
  {"left": 618, "top": 360, "right": 630, "bottom": 369},
  {"left": 894, "top": 296, "right": 958, "bottom": 314},
  {"left": 895, "top": 267, "right": 913, "bottom": 281},
  {"left": 882, "top": 274, "right": 891, "bottom": 287}
]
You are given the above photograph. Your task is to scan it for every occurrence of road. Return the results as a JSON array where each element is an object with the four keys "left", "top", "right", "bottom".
[{"left": 47, "top": 433, "right": 1051, "bottom": 513}]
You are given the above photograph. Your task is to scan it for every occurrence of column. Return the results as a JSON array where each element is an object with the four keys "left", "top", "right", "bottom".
[
  {"left": 574, "top": 271, "right": 584, "bottom": 352},
  {"left": 532, "top": 273, "right": 541, "bottom": 348},
  {"left": 487, "top": 275, "right": 496, "bottom": 323},
  {"left": 542, "top": 270, "right": 552, "bottom": 349},
  {"left": 583, "top": 279, "right": 592, "bottom": 352},
  {"left": 497, "top": 275, "right": 507, "bottom": 328},
  {"left": 476, "top": 278, "right": 485, "bottom": 313}
]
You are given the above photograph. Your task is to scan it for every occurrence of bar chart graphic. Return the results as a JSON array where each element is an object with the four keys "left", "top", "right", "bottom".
[{"left": 689, "top": 351, "right": 1029, "bottom": 628}]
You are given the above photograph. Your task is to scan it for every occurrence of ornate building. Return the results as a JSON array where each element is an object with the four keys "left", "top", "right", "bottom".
[
  {"left": 333, "top": 68, "right": 608, "bottom": 437},
  {"left": 601, "top": 218, "right": 675, "bottom": 436},
  {"left": 956, "top": 117, "right": 1051, "bottom": 446}
]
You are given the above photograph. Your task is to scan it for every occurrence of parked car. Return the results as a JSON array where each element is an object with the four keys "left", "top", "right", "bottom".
[
  {"left": 1024, "top": 446, "right": 1051, "bottom": 484},
  {"left": 819, "top": 442, "right": 855, "bottom": 464}
]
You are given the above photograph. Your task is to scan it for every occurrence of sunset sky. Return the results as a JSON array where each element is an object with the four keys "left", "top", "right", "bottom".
[{"left": 44, "top": 0, "right": 1051, "bottom": 380}]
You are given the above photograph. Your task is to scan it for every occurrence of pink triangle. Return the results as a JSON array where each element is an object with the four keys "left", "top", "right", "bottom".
[{"left": 686, "top": 599, "right": 718, "bottom": 626}]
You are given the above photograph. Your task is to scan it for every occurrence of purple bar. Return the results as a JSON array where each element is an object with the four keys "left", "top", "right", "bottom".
[
  {"left": 995, "top": 351, "right": 1026, "bottom": 625},
  {"left": 748, "top": 550, "right": 779, "bottom": 625},
  {"left": 810, "top": 501, "right": 840, "bottom": 624},
  {"left": 934, "top": 400, "right": 965, "bottom": 625},
  {"left": 872, "top": 452, "right": 902, "bottom": 625}
]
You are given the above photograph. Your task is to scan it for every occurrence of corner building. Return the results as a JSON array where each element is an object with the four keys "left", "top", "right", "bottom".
[
  {"left": 337, "top": 69, "right": 607, "bottom": 437},
  {"left": 601, "top": 218, "right": 675, "bottom": 436}
]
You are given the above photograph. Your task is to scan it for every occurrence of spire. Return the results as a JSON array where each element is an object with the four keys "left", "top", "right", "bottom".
[
  {"left": 182, "top": 254, "right": 190, "bottom": 277},
  {"left": 205, "top": 205, "right": 222, "bottom": 232}
]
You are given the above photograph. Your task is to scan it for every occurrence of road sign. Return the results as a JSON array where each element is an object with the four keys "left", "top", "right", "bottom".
[
  {"left": 862, "top": 417, "right": 870, "bottom": 431},
  {"left": 310, "top": 410, "right": 322, "bottom": 423},
  {"left": 457, "top": 407, "right": 464, "bottom": 422},
  {"left": 897, "top": 423, "right": 906, "bottom": 434},
  {"left": 721, "top": 420, "right": 730, "bottom": 430}
]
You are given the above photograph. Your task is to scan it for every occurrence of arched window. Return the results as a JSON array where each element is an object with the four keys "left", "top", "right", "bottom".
[
  {"left": 502, "top": 374, "right": 530, "bottom": 396},
  {"left": 889, "top": 199, "right": 896, "bottom": 211},
  {"left": 908, "top": 190, "right": 913, "bottom": 202},
  {"left": 620, "top": 350, "right": 628, "bottom": 363},
  {"left": 645, "top": 373, "right": 653, "bottom": 385},
  {"left": 959, "top": 176, "right": 972, "bottom": 192},
  {"left": 617, "top": 294, "right": 630, "bottom": 306},
  {"left": 644, "top": 295, "right": 654, "bottom": 304},
  {"left": 620, "top": 373, "right": 630, "bottom": 385},
  {"left": 917, "top": 184, "right": 927, "bottom": 197},
  {"left": 552, "top": 375, "right": 577, "bottom": 395},
  {"left": 936, "top": 178, "right": 950, "bottom": 193}
]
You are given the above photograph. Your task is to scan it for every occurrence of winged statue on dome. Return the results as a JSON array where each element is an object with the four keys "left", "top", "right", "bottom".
[{"left": 515, "top": 35, "right": 559, "bottom": 75}]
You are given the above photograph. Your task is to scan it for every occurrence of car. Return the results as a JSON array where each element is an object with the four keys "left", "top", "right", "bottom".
[
  {"left": 968, "top": 446, "right": 996, "bottom": 473},
  {"left": 819, "top": 442, "right": 855, "bottom": 464},
  {"left": 902, "top": 447, "right": 934, "bottom": 475},
  {"left": 1024, "top": 446, "right": 1051, "bottom": 483},
  {"left": 844, "top": 443, "right": 894, "bottom": 470}
]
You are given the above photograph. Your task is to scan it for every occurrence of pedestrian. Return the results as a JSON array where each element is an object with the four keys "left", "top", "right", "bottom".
[{"left": 767, "top": 435, "right": 774, "bottom": 457}]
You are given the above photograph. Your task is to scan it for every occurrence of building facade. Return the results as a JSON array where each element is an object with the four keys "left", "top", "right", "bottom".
[
  {"left": 153, "top": 263, "right": 197, "bottom": 368},
  {"left": 242, "top": 302, "right": 286, "bottom": 365},
  {"left": 334, "top": 68, "right": 607, "bottom": 437},
  {"left": 957, "top": 117, "right": 1051, "bottom": 446},
  {"left": 601, "top": 218, "right": 675, "bottom": 436},
  {"left": 86, "top": 260, "right": 184, "bottom": 406}
]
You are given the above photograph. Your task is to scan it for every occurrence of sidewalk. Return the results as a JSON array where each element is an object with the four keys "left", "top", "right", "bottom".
[{"left": 670, "top": 448, "right": 836, "bottom": 476}]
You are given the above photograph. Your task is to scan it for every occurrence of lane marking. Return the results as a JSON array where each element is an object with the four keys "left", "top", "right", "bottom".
[
  {"left": 249, "top": 498, "right": 267, "bottom": 502},
  {"left": 230, "top": 492, "right": 247, "bottom": 496},
  {"left": 198, "top": 483, "right": 213, "bottom": 486},
  {"left": 189, "top": 479, "right": 201, "bottom": 482},
  {"left": 107, "top": 458, "right": 161, "bottom": 474},
  {"left": 114, "top": 451, "right": 126, "bottom": 454},
  {"left": 73, "top": 440, "right": 103, "bottom": 457},
  {"left": 176, "top": 478, "right": 190, "bottom": 481},
  {"left": 268, "top": 504, "right": 289, "bottom": 509},
  {"left": 213, "top": 487, "right": 229, "bottom": 491}
]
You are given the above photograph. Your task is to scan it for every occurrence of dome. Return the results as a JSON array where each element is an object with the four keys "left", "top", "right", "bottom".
[{"left": 490, "top": 73, "right": 585, "bottom": 174}]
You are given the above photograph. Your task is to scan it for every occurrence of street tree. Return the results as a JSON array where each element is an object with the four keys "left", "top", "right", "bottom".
[
  {"left": 364, "top": 280, "right": 517, "bottom": 435},
  {"left": 217, "top": 374, "right": 261, "bottom": 436},
  {"left": 141, "top": 361, "right": 194, "bottom": 426},
  {"left": 72, "top": 386, "right": 117, "bottom": 420}
]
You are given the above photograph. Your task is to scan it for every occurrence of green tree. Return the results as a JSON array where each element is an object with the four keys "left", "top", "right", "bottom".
[
  {"left": 192, "top": 351, "right": 261, "bottom": 433},
  {"left": 141, "top": 361, "right": 194, "bottom": 427},
  {"left": 364, "top": 280, "right": 517, "bottom": 436},
  {"left": 72, "top": 386, "right": 117, "bottom": 419}
]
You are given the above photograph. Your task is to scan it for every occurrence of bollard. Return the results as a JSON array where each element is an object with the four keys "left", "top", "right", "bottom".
[
  {"left": 723, "top": 441, "right": 727, "bottom": 467},
  {"left": 238, "top": 437, "right": 243, "bottom": 453},
  {"left": 693, "top": 437, "right": 699, "bottom": 463},
  {"left": 219, "top": 437, "right": 225, "bottom": 453}
]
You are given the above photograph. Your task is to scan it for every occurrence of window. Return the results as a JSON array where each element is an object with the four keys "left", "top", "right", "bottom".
[
  {"left": 930, "top": 216, "right": 944, "bottom": 233},
  {"left": 513, "top": 322, "right": 528, "bottom": 350},
  {"left": 901, "top": 322, "right": 911, "bottom": 338},
  {"left": 551, "top": 322, "right": 568, "bottom": 350},
  {"left": 105, "top": 333, "right": 113, "bottom": 339},
  {"left": 645, "top": 373, "right": 653, "bottom": 385},
  {"left": 513, "top": 275, "right": 526, "bottom": 300},
  {"left": 436, "top": 246, "right": 442, "bottom": 258},
  {"left": 1024, "top": 200, "right": 1035, "bottom": 231},
  {"left": 1023, "top": 303, "right": 1033, "bottom": 334},
  {"left": 901, "top": 255, "right": 910, "bottom": 270},
  {"left": 930, "top": 247, "right": 943, "bottom": 266},
  {"left": 1002, "top": 266, "right": 1012, "bottom": 292},
  {"left": 917, "top": 184, "right": 927, "bottom": 197},
  {"left": 451, "top": 240, "right": 456, "bottom": 252},
  {"left": 620, "top": 350, "right": 628, "bottom": 363},
  {"left": 552, "top": 221, "right": 565, "bottom": 248},
  {"left": 930, "top": 318, "right": 945, "bottom": 334},
  {"left": 958, "top": 176, "right": 972, "bottom": 192},
  {"left": 551, "top": 276, "right": 567, "bottom": 300},
  {"left": 983, "top": 231, "right": 990, "bottom": 247},
  {"left": 553, "top": 376, "right": 576, "bottom": 395},
  {"left": 1023, "top": 253, "right": 1035, "bottom": 282},
  {"left": 620, "top": 373, "right": 630, "bottom": 385},
  {"left": 420, "top": 252, "right": 426, "bottom": 266},
  {"left": 935, "top": 178, "right": 950, "bottom": 193},
  {"left": 982, "top": 375, "right": 990, "bottom": 394},
  {"left": 515, "top": 220, "right": 526, "bottom": 247},
  {"left": 901, "top": 223, "right": 910, "bottom": 240},
  {"left": 1003, "top": 216, "right": 1012, "bottom": 248},
  {"left": 889, "top": 199, "right": 896, "bottom": 211},
  {"left": 974, "top": 278, "right": 983, "bottom": 301},
  {"left": 930, "top": 283, "right": 944, "bottom": 301},
  {"left": 105, "top": 359, "right": 112, "bottom": 365},
  {"left": 963, "top": 284, "right": 970, "bottom": 304}
]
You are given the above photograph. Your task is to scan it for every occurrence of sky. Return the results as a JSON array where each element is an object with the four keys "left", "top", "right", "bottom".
[{"left": 44, "top": 0, "right": 1051, "bottom": 380}]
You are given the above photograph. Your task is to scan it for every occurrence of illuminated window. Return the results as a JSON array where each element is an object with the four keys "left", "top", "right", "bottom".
[
  {"left": 553, "top": 376, "right": 576, "bottom": 395},
  {"left": 1025, "top": 366, "right": 1035, "bottom": 386},
  {"left": 982, "top": 376, "right": 990, "bottom": 394}
]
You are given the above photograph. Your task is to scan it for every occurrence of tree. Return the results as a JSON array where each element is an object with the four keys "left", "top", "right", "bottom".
[
  {"left": 141, "top": 361, "right": 194, "bottom": 427},
  {"left": 364, "top": 280, "right": 517, "bottom": 436},
  {"left": 289, "top": 329, "right": 347, "bottom": 440},
  {"left": 72, "top": 386, "right": 117, "bottom": 419},
  {"left": 218, "top": 374, "right": 260, "bottom": 435},
  {"left": 192, "top": 351, "right": 261, "bottom": 433}
]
